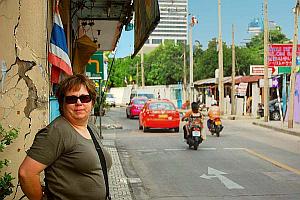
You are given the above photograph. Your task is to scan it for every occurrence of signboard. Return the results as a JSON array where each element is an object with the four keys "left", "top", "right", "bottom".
[
  {"left": 86, "top": 51, "right": 104, "bottom": 78},
  {"left": 132, "top": 0, "right": 160, "bottom": 57},
  {"left": 259, "top": 79, "right": 273, "bottom": 88},
  {"left": 268, "top": 44, "right": 300, "bottom": 66},
  {"left": 237, "top": 83, "right": 248, "bottom": 96},
  {"left": 278, "top": 66, "right": 291, "bottom": 74},
  {"left": 250, "top": 65, "right": 277, "bottom": 76}
]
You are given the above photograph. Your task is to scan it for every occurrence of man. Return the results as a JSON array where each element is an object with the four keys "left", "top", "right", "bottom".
[
  {"left": 207, "top": 100, "right": 220, "bottom": 130},
  {"left": 182, "top": 102, "right": 203, "bottom": 139}
]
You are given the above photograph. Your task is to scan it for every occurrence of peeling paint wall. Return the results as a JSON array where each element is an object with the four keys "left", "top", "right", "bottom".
[{"left": 0, "top": 0, "right": 50, "bottom": 199}]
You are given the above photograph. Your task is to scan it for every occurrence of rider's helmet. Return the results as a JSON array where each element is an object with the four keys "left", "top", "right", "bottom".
[{"left": 191, "top": 102, "right": 199, "bottom": 113}]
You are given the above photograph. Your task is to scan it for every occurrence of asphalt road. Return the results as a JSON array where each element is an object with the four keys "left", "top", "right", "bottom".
[{"left": 107, "top": 107, "right": 300, "bottom": 200}]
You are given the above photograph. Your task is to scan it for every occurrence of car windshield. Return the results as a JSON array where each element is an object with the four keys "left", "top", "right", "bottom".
[
  {"left": 138, "top": 94, "right": 154, "bottom": 99},
  {"left": 107, "top": 94, "right": 114, "bottom": 98},
  {"left": 133, "top": 99, "right": 147, "bottom": 105},
  {"left": 149, "top": 102, "right": 175, "bottom": 111}
]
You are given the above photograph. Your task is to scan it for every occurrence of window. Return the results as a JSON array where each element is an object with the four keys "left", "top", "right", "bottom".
[{"left": 152, "top": 39, "right": 162, "bottom": 44}]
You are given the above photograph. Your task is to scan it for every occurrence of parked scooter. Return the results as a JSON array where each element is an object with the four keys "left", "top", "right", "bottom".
[
  {"left": 185, "top": 114, "right": 204, "bottom": 150},
  {"left": 208, "top": 118, "right": 223, "bottom": 137}
]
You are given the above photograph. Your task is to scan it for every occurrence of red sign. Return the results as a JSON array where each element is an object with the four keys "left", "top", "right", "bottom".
[{"left": 268, "top": 44, "right": 300, "bottom": 66}]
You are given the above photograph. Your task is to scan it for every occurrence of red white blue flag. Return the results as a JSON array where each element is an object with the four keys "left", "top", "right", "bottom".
[{"left": 48, "top": 1, "right": 72, "bottom": 83}]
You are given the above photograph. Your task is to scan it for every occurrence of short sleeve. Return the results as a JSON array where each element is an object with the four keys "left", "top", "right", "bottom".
[{"left": 27, "top": 125, "right": 65, "bottom": 166}]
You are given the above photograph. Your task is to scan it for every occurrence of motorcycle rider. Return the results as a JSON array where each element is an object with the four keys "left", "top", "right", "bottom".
[
  {"left": 207, "top": 100, "right": 220, "bottom": 131},
  {"left": 182, "top": 102, "right": 203, "bottom": 140}
]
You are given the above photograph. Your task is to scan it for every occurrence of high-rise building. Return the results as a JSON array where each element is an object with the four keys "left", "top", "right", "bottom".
[{"left": 142, "top": 0, "right": 188, "bottom": 53}]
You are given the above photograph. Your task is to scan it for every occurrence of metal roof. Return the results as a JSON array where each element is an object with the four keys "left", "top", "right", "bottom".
[{"left": 71, "top": 0, "right": 133, "bottom": 51}]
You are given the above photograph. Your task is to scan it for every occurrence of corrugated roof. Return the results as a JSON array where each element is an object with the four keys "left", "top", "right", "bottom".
[
  {"left": 235, "top": 75, "right": 263, "bottom": 84},
  {"left": 194, "top": 76, "right": 242, "bottom": 86}
]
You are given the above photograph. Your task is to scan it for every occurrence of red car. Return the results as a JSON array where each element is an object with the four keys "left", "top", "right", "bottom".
[
  {"left": 126, "top": 97, "right": 148, "bottom": 119},
  {"left": 139, "top": 99, "right": 180, "bottom": 132}
]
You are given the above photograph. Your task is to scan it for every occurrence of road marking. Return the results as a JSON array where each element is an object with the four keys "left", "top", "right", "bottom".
[
  {"left": 137, "top": 149, "right": 157, "bottom": 152},
  {"left": 164, "top": 148, "right": 186, "bottom": 151},
  {"left": 200, "top": 167, "right": 244, "bottom": 189},
  {"left": 244, "top": 148, "right": 300, "bottom": 176},
  {"left": 199, "top": 147, "right": 217, "bottom": 150},
  {"left": 224, "top": 147, "right": 245, "bottom": 150}
]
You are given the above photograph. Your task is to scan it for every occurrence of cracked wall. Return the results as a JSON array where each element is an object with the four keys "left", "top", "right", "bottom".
[{"left": 0, "top": 0, "right": 50, "bottom": 199}]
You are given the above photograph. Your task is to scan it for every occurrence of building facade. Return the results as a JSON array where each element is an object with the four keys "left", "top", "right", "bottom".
[{"left": 142, "top": 0, "right": 188, "bottom": 53}]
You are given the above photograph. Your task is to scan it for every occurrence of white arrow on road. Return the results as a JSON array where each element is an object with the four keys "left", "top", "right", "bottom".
[{"left": 200, "top": 167, "right": 244, "bottom": 189}]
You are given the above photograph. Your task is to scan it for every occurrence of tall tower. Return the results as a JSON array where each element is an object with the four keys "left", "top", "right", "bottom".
[{"left": 142, "top": 0, "right": 188, "bottom": 53}]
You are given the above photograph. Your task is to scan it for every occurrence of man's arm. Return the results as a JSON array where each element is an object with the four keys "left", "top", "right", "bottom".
[{"left": 19, "top": 156, "right": 47, "bottom": 200}]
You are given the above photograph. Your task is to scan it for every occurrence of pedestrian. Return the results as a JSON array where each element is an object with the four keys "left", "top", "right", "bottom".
[{"left": 18, "top": 74, "right": 112, "bottom": 200}]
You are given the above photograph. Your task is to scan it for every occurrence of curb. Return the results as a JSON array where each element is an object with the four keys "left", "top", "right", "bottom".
[{"left": 252, "top": 122, "right": 300, "bottom": 137}]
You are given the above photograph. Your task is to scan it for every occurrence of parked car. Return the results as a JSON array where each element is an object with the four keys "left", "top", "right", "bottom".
[
  {"left": 105, "top": 93, "right": 116, "bottom": 107},
  {"left": 139, "top": 99, "right": 180, "bottom": 132},
  {"left": 126, "top": 97, "right": 148, "bottom": 119},
  {"left": 257, "top": 99, "right": 282, "bottom": 121},
  {"left": 130, "top": 91, "right": 155, "bottom": 100}
]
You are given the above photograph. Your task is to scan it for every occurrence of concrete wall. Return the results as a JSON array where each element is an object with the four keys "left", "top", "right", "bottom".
[
  {"left": 0, "top": 0, "right": 50, "bottom": 198},
  {"left": 109, "top": 84, "right": 182, "bottom": 107}
]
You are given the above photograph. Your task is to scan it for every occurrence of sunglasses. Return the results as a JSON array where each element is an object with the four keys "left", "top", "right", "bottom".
[{"left": 64, "top": 95, "right": 92, "bottom": 104}]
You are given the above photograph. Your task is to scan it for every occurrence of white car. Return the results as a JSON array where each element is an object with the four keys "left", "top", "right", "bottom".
[{"left": 105, "top": 93, "right": 116, "bottom": 107}]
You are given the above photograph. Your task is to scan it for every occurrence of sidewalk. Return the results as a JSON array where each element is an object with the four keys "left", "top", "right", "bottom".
[
  {"left": 90, "top": 115, "right": 133, "bottom": 200},
  {"left": 222, "top": 114, "right": 300, "bottom": 137}
]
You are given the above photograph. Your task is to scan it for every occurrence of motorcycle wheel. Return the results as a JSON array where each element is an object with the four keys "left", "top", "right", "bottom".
[
  {"left": 271, "top": 111, "right": 281, "bottom": 121},
  {"left": 193, "top": 137, "right": 199, "bottom": 150},
  {"left": 216, "top": 131, "right": 220, "bottom": 137},
  {"left": 194, "top": 142, "right": 199, "bottom": 150}
]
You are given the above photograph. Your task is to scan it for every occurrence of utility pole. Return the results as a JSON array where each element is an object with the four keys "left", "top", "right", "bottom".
[
  {"left": 141, "top": 50, "right": 145, "bottom": 88},
  {"left": 231, "top": 24, "right": 236, "bottom": 115},
  {"left": 263, "top": 0, "right": 269, "bottom": 122},
  {"left": 288, "top": 0, "right": 300, "bottom": 128},
  {"left": 218, "top": 0, "right": 224, "bottom": 114},
  {"left": 183, "top": 40, "right": 187, "bottom": 103},
  {"left": 189, "top": 19, "right": 194, "bottom": 103},
  {"left": 136, "top": 62, "right": 139, "bottom": 87}
]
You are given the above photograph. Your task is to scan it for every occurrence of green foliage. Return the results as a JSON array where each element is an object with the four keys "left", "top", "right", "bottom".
[
  {"left": 110, "top": 26, "right": 290, "bottom": 85},
  {"left": 0, "top": 124, "right": 19, "bottom": 199},
  {"left": 0, "top": 172, "right": 14, "bottom": 199},
  {"left": 145, "top": 41, "right": 184, "bottom": 85}
]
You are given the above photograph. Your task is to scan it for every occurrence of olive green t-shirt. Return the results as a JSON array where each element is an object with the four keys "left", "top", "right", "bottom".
[{"left": 28, "top": 116, "right": 112, "bottom": 200}]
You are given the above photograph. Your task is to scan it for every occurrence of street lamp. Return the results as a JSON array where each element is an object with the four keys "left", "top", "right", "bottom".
[{"left": 189, "top": 15, "right": 198, "bottom": 103}]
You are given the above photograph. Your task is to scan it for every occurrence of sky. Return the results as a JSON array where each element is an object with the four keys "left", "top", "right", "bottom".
[{"left": 114, "top": 0, "right": 298, "bottom": 58}]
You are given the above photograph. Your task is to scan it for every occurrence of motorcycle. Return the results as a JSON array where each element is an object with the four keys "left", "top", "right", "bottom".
[
  {"left": 184, "top": 114, "right": 204, "bottom": 150},
  {"left": 208, "top": 118, "right": 223, "bottom": 137}
]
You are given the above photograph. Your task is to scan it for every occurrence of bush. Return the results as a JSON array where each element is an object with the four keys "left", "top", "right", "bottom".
[{"left": 0, "top": 124, "right": 19, "bottom": 199}]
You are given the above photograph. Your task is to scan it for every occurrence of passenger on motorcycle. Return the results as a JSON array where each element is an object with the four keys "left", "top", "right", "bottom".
[
  {"left": 207, "top": 100, "right": 220, "bottom": 130},
  {"left": 182, "top": 102, "right": 203, "bottom": 139}
]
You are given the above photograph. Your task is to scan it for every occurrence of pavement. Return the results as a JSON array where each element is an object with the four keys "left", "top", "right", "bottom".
[
  {"left": 90, "top": 115, "right": 133, "bottom": 200},
  {"left": 222, "top": 114, "right": 300, "bottom": 138},
  {"left": 91, "top": 112, "right": 300, "bottom": 200}
]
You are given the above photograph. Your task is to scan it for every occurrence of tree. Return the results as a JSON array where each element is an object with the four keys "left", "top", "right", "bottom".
[
  {"left": 110, "top": 26, "right": 291, "bottom": 86},
  {"left": 145, "top": 41, "right": 184, "bottom": 85}
]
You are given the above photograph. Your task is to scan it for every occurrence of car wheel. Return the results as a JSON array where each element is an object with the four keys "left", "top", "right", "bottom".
[
  {"left": 143, "top": 126, "right": 148, "bottom": 132},
  {"left": 129, "top": 113, "right": 133, "bottom": 119},
  {"left": 174, "top": 127, "right": 179, "bottom": 132},
  {"left": 271, "top": 111, "right": 281, "bottom": 121}
]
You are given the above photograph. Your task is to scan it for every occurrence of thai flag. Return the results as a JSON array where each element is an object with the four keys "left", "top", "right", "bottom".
[{"left": 48, "top": 1, "right": 72, "bottom": 83}]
